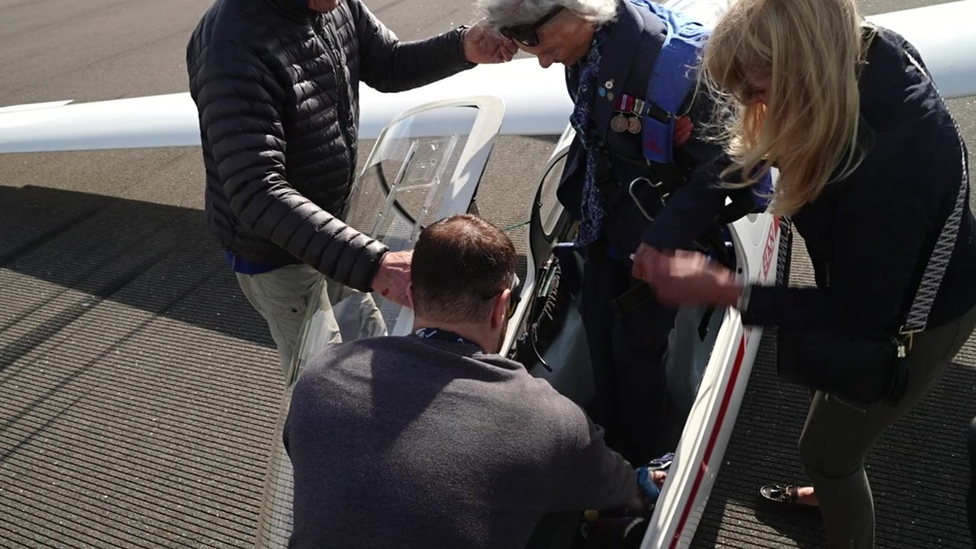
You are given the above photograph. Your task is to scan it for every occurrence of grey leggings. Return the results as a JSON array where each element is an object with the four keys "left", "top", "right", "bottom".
[{"left": 798, "top": 302, "right": 976, "bottom": 549}]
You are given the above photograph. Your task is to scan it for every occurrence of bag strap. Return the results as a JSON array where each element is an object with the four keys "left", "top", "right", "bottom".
[
  {"left": 900, "top": 50, "right": 970, "bottom": 334},
  {"left": 900, "top": 143, "right": 969, "bottom": 333}
]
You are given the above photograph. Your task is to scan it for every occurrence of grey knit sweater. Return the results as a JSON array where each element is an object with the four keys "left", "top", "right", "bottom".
[{"left": 284, "top": 334, "right": 637, "bottom": 548}]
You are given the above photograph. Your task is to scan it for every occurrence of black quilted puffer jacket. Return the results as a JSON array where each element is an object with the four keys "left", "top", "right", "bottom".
[{"left": 186, "top": 0, "right": 473, "bottom": 291}]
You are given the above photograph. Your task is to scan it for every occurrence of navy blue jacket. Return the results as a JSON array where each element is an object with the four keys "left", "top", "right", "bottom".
[
  {"left": 743, "top": 28, "right": 976, "bottom": 334},
  {"left": 557, "top": 0, "right": 745, "bottom": 258}
]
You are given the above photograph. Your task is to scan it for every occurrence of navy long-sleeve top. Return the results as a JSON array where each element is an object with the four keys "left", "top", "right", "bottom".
[{"left": 742, "top": 27, "right": 976, "bottom": 335}]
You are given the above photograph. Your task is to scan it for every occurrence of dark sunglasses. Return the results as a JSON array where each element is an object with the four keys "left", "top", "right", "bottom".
[
  {"left": 483, "top": 273, "right": 521, "bottom": 320},
  {"left": 499, "top": 7, "right": 563, "bottom": 47}
]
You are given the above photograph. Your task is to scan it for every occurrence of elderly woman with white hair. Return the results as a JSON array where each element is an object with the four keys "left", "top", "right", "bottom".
[{"left": 477, "top": 0, "right": 758, "bottom": 465}]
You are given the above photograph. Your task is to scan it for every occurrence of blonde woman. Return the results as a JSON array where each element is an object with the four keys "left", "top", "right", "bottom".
[{"left": 632, "top": 0, "right": 976, "bottom": 547}]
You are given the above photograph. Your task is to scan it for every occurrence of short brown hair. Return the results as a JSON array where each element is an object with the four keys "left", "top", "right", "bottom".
[{"left": 411, "top": 214, "right": 517, "bottom": 323}]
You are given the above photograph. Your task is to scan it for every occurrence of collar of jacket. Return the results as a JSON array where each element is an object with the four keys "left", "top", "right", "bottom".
[
  {"left": 591, "top": 0, "right": 667, "bottom": 146},
  {"left": 264, "top": 0, "right": 318, "bottom": 21},
  {"left": 856, "top": 28, "right": 916, "bottom": 133}
]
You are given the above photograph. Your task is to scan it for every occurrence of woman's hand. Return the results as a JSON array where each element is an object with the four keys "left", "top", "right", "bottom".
[{"left": 632, "top": 244, "right": 742, "bottom": 309}]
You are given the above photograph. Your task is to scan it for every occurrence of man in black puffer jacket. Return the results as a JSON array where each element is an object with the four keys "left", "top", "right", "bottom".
[{"left": 186, "top": 0, "right": 515, "bottom": 373}]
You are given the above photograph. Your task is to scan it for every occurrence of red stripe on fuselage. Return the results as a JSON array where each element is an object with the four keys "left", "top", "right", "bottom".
[{"left": 667, "top": 336, "right": 747, "bottom": 549}]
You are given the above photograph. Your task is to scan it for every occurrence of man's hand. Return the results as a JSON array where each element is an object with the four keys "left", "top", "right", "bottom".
[
  {"left": 371, "top": 250, "right": 413, "bottom": 308},
  {"left": 632, "top": 245, "right": 740, "bottom": 309},
  {"left": 462, "top": 19, "right": 518, "bottom": 64}
]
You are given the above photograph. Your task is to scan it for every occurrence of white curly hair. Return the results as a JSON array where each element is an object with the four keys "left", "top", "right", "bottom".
[{"left": 477, "top": 0, "right": 618, "bottom": 32}]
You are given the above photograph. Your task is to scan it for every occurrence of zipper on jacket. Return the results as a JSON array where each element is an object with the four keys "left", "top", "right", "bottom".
[{"left": 317, "top": 14, "right": 356, "bottom": 169}]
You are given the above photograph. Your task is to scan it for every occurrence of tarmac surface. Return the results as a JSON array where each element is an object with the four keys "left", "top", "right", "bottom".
[{"left": 0, "top": 0, "right": 974, "bottom": 547}]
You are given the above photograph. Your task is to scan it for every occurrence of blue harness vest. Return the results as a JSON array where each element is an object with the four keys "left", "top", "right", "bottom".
[
  {"left": 634, "top": 0, "right": 711, "bottom": 165},
  {"left": 597, "top": 2, "right": 771, "bottom": 331},
  {"left": 619, "top": 0, "right": 773, "bottom": 208}
]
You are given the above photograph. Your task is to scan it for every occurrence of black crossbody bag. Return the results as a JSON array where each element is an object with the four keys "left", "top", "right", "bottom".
[{"left": 776, "top": 142, "right": 968, "bottom": 407}]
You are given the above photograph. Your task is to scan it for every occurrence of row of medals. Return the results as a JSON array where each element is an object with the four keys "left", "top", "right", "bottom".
[
  {"left": 611, "top": 111, "right": 642, "bottom": 134},
  {"left": 602, "top": 79, "right": 642, "bottom": 134}
]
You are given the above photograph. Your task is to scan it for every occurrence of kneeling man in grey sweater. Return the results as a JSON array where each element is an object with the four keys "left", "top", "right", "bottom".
[{"left": 284, "top": 214, "right": 642, "bottom": 549}]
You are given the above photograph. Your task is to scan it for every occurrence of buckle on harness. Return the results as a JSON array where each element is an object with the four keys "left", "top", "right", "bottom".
[
  {"left": 628, "top": 177, "right": 669, "bottom": 222},
  {"left": 647, "top": 103, "right": 672, "bottom": 124}
]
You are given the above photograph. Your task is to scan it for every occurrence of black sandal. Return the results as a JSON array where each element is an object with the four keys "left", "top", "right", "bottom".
[{"left": 758, "top": 484, "right": 819, "bottom": 510}]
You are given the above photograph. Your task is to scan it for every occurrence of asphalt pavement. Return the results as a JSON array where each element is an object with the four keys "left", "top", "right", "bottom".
[{"left": 0, "top": 0, "right": 974, "bottom": 547}]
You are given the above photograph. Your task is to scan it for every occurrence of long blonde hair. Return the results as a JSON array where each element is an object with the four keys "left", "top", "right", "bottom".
[{"left": 701, "top": 0, "right": 876, "bottom": 216}]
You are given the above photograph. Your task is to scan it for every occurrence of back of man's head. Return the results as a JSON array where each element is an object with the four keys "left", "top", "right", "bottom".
[{"left": 411, "top": 214, "right": 517, "bottom": 324}]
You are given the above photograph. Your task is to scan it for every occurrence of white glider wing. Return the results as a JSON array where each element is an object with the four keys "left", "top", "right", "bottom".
[
  {"left": 0, "top": 0, "right": 974, "bottom": 154},
  {"left": 0, "top": 93, "right": 201, "bottom": 153},
  {"left": 868, "top": 0, "right": 976, "bottom": 100},
  {"left": 0, "top": 60, "right": 568, "bottom": 154}
]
